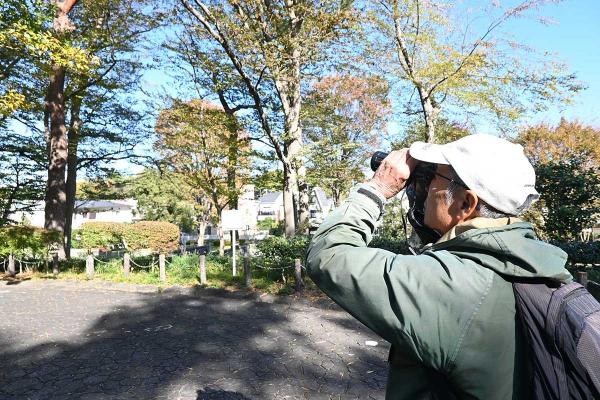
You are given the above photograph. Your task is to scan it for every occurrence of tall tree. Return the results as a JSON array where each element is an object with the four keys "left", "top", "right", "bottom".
[
  {"left": 59, "top": 0, "right": 159, "bottom": 258},
  {"left": 368, "top": 0, "right": 583, "bottom": 142},
  {"left": 175, "top": 0, "right": 357, "bottom": 236},
  {"left": 303, "top": 74, "right": 390, "bottom": 205},
  {"left": 155, "top": 99, "right": 250, "bottom": 253},
  {"left": 44, "top": 0, "right": 80, "bottom": 259}
]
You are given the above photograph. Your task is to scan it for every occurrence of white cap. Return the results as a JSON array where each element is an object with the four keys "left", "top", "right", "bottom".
[{"left": 408, "top": 134, "right": 539, "bottom": 215}]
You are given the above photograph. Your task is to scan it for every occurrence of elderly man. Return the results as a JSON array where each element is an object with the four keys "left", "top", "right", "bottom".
[{"left": 306, "top": 134, "right": 572, "bottom": 399}]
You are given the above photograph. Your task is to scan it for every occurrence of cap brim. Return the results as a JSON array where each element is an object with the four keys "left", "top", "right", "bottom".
[{"left": 409, "top": 141, "right": 449, "bottom": 164}]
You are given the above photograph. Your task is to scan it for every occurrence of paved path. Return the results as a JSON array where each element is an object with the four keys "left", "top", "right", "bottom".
[{"left": 0, "top": 280, "right": 388, "bottom": 399}]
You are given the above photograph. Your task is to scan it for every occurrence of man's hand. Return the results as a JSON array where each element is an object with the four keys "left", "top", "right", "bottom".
[{"left": 366, "top": 149, "right": 416, "bottom": 199}]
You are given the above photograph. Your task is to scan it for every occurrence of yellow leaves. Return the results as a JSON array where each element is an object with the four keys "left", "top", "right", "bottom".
[
  {"left": 0, "top": 21, "right": 97, "bottom": 75},
  {"left": 0, "top": 91, "right": 27, "bottom": 117}
]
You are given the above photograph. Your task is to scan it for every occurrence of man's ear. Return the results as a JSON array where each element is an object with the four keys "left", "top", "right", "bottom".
[{"left": 461, "top": 190, "right": 479, "bottom": 219}]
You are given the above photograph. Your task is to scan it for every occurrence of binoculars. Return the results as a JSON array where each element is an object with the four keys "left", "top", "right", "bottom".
[{"left": 370, "top": 151, "right": 389, "bottom": 171}]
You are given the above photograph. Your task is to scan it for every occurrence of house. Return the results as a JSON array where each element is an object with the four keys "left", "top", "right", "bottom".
[
  {"left": 308, "top": 187, "right": 334, "bottom": 231},
  {"left": 9, "top": 199, "right": 140, "bottom": 229},
  {"left": 257, "top": 191, "right": 284, "bottom": 222},
  {"left": 72, "top": 199, "right": 139, "bottom": 228}
]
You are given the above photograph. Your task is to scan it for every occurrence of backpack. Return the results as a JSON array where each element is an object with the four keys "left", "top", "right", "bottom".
[{"left": 513, "top": 281, "right": 600, "bottom": 399}]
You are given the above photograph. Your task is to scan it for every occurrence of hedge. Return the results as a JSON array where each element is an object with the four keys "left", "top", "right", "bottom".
[
  {"left": 75, "top": 222, "right": 124, "bottom": 250},
  {"left": 0, "top": 225, "right": 59, "bottom": 258},
  {"left": 551, "top": 240, "right": 600, "bottom": 265},
  {"left": 256, "top": 235, "right": 309, "bottom": 273},
  {"left": 122, "top": 221, "right": 180, "bottom": 253},
  {"left": 74, "top": 221, "right": 179, "bottom": 253}
]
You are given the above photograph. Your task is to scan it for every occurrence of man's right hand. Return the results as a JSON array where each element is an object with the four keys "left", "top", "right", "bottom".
[{"left": 365, "top": 148, "right": 417, "bottom": 199}]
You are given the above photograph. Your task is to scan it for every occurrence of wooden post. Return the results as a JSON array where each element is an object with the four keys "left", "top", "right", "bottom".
[
  {"left": 159, "top": 254, "right": 166, "bottom": 282},
  {"left": 577, "top": 271, "right": 588, "bottom": 288},
  {"left": 7, "top": 253, "right": 15, "bottom": 276},
  {"left": 244, "top": 255, "right": 251, "bottom": 288},
  {"left": 294, "top": 258, "right": 304, "bottom": 292},
  {"left": 86, "top": 254, "right": 94, "bottom": 279},
  {"left": 52, "top": 254, "right": 59, "bottom": 276},
  {"left": 123, "top": 253, "right": 130, "bottom": 278},
  {"left": 199, "top": 254, "right": 207, "bottom": 284},
  {"left": 232, "top": 229, "right": 237, "bottom": 276}
]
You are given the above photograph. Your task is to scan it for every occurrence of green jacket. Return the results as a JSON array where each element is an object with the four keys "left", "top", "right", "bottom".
[{"left": 306, "top": 184, "right": 572, "bottom": 399}]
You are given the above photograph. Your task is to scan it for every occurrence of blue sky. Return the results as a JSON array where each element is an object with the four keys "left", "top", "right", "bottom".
[{"left": 503, "top": 0, "right": 600, "bottom": 126}]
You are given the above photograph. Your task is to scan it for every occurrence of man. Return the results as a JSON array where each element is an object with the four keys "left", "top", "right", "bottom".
[{"left": 306, "top": 134, "right": 572, "bottom": 399}]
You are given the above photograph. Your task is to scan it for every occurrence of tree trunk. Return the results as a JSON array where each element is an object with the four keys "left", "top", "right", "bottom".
[
  {"left": 196, "top": 220, "right": 206, "bottom": 246},
  {"left": 219, "top": 227, "right": 225, "bottom": 256},
  {"left": 44, "top": 64, "right": 68, "bottom": 260},
  {"left": 283, "top": 165, "right": 296, "bottom": 237},
  {"left": 418, "top": 87, "right": 438, "bottom": 143},
  {"left": 64, "top": 98, "right": 82, "bottom": 259},
  {"left": 44, "top": 0, "right": 78, "bottom": 261}
]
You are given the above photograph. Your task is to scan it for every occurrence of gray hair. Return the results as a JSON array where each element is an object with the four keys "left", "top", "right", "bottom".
[{"left": 444, "top": 168, "right": 515, "bottom": 218}]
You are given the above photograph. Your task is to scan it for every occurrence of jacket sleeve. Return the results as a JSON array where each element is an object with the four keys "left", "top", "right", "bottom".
[{"left": 306, "top": 184, "right": 493, "bottom": 371}]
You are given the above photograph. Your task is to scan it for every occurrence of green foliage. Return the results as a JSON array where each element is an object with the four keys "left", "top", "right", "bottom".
[
  {"left": 551, "top": 241, "right": 600, "bottom": 266},
  {"left": 378, "top": 198, "right": 409, "bottom": 240},
  {"left": 535, "top": 159, "right": 600, "bottom": 240},
  {"left": 122, "top": 221, "right": 180, "bottom": 253},
  {"left": 257, "top": 218, "right": 277, "bottom": 230},
  {"left": 369, "top": 236, "right": 410, "bottom": 255},
  {"left": 392, "top": 118, "right": 471, "bottom": 148},
  {"left": 76, "top": 222, "right": 124, "bottom": 250},
  {"left": 0, "top": 225, "right": 59, "bottom": 258},
  {"left": 256, "top": 235, "right": 309, "bottom": 272},
  {"left": 303, "top": 75, "right": 390, "bottom": 205},
  {"left": 128, "top": 169, "right": 198, "bottom": 232}
]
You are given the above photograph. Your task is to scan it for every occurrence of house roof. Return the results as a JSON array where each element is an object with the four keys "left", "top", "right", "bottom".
[
  {"left": 258, "top": 192, "right": 282, "bottom": 204},
  {"left": 74, "top": 200, "right": 133, "bottom": 211}
]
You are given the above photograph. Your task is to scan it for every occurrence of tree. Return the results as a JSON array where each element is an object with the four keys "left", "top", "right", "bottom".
[
  {"left": 0, "top": 144, "right": 46, "bottom": 225},
  {"left": 368, "top": 0, "right": 583, "bottom": 142},
  {"left": 127, "top": 169, "right": 199, "bottom": 234},
  {"left": 44, "top": 0, "right": 81, "bottom": 259},
  {"left": 0, "top": 0, "right": 90, "bottom": 122},
  {"left": 534, "top": 159, "right": 600, "bottom": 240},
  {"left": 392, "top": 117, "right": 471, "bottom": 149},
  {"left": 155, "top": 99, "right": 250, "bottom": 253},
  {"left": 175, "top": 0, "right": 357, "bottom": 236},
  {"left": 516, "top": 119, "right": 600, "bottom": 240},
  {"left": 60, "top": 0, "right": 159, "bottom": 258},
  {"left": 303, "top": 74, "right": 390, "bottom": 205},
  {"left": 517, "top": 119, "right": 600, "bottom": 167}
]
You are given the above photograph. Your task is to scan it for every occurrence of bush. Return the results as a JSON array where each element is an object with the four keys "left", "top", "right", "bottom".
[
  {"left": 551, "top": 240, "right": 600, "bottom": 265},
  {"left": 76, "top": 222, "right": 125, "bottom": 250},
  {"left": 256, "top": 235, "right": 309, "bottom": 272},
  {"left": 369, "top": 236, "right": 411, "bottom": 255},
  {"left": 123, "top": 221, "right": 179, "bottom": 253},
  {"left": 0, "top": 225, "right": 59, "bottom": 258}
]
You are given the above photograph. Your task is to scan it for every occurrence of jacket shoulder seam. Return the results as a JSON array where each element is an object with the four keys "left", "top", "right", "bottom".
[{"left": 446, "top": 268, "right": 494, "bottom": 372}]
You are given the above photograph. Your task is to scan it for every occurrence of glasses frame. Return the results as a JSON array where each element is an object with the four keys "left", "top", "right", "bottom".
[{"left": 431, "top": 171, "right": 469, "bottom": 190}]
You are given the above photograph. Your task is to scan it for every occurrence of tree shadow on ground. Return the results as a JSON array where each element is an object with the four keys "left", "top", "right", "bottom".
[{"left": 0, "top": 284, "right": 387, "bottom": 399}]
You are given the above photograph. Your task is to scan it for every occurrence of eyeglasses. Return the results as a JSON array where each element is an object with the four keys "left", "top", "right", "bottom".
[
  {"left": 412, "top": 163, "right": 469, "bottom": 190},
  {"left": 431, "top": 171, "right": 469, "bottom": 189}
]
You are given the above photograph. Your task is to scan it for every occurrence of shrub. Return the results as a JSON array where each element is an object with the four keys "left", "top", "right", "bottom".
[
  {"left": 0, "top": 225, "right": 59, "bottom": 258},
  {"left": 77, "top": 222, "right": 125, "bottom": 250},
  {"left": 256, "top": 235, "right": 309, "bottom": 273},
  {"left": 123, "top": 221, "right": 179, "bottom": 253},
  {"left": 369, "top": 236, "right": 411, "bottom": 255},
  {"left": 551, "top": 240, "right": 600, "bottom": 265}
]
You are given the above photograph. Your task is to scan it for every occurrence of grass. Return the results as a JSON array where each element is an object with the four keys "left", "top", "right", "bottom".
[{"left": 12, "top": 253, "right": 312, "bottom": 295}]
